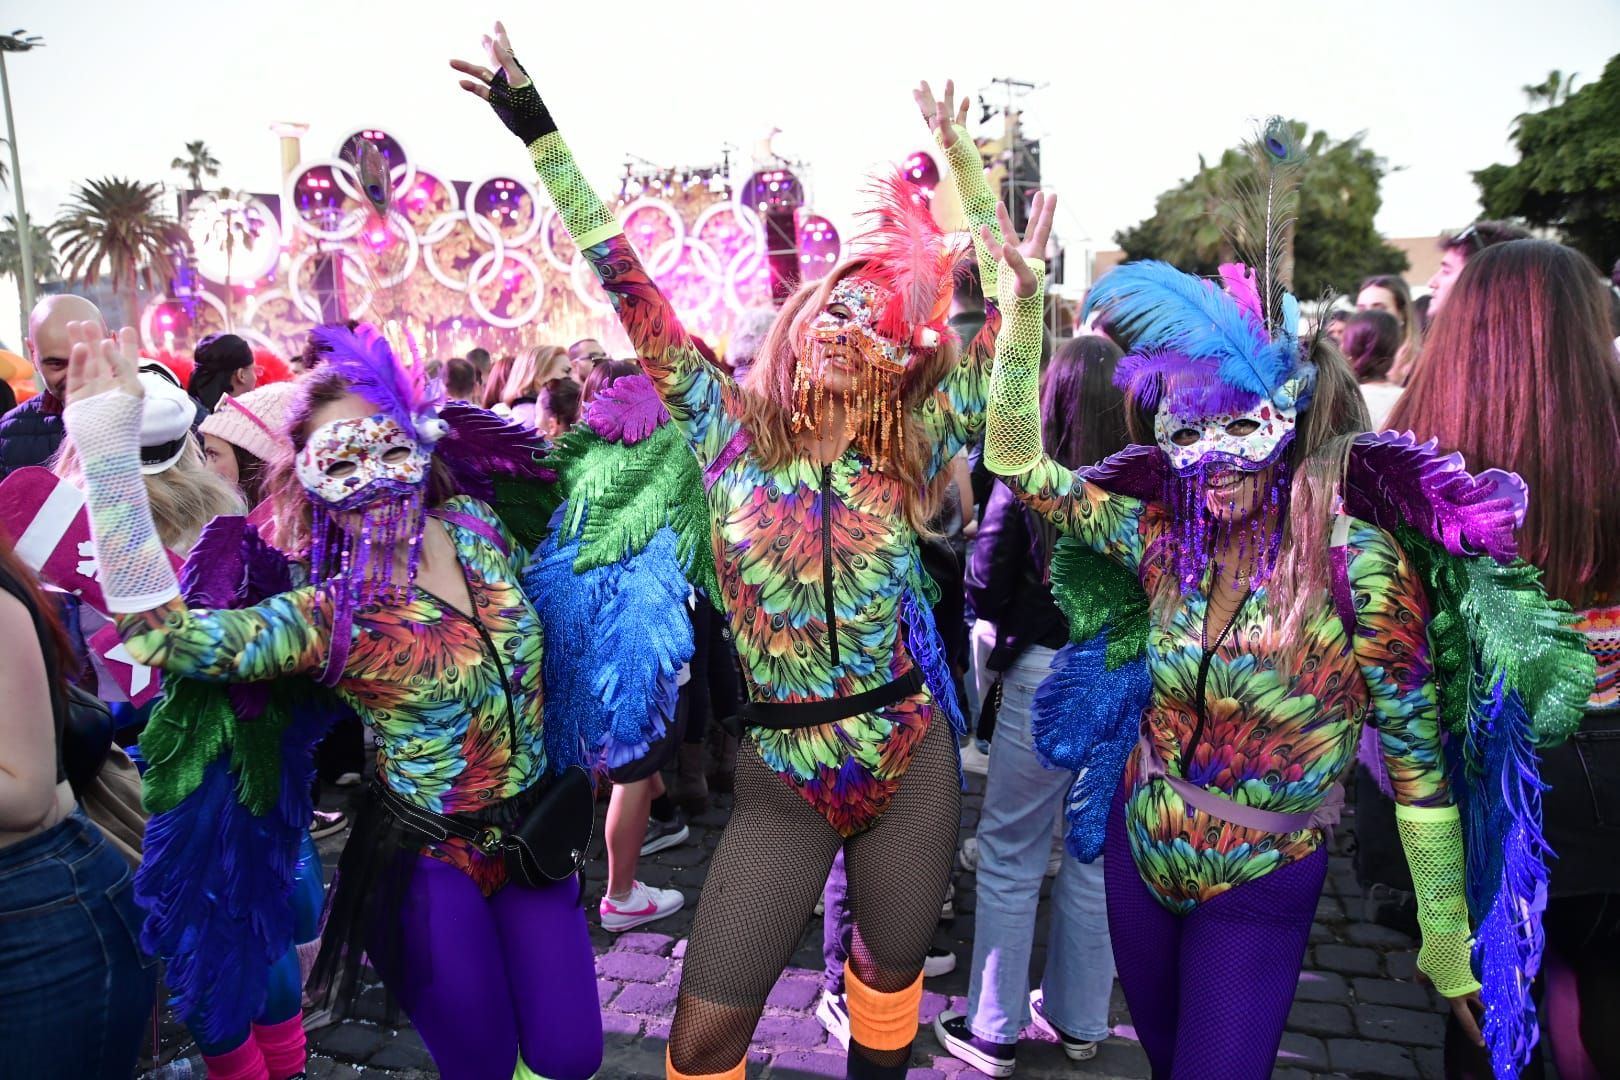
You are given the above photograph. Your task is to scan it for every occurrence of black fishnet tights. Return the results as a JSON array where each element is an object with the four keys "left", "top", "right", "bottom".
[{"left": 668, "top": 715, "right": 960, "bottom": 1076}]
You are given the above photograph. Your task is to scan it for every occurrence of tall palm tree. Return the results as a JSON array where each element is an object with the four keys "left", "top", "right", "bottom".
[
  {"left": 171, "top": 140, "right": 220, "bottom": 190},
  {"left": 52, "top": 178, "right": 185, "bottom": 314},
  {"left": 0, "top": 214, "right": 57, "bottom": 282}
]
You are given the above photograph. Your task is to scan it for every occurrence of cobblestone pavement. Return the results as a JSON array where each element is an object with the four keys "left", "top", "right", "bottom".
[{"left": 149, "top": 749, "right": 1450, "bottom": 1079}]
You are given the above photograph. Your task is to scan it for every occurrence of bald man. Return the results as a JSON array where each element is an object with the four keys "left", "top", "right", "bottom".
[{"left": 0, "top": 293, "right": 106, "bottom": 478}]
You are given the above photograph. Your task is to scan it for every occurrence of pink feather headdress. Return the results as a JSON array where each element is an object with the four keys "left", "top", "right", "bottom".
[{"left": 848, "top": 172, "right": 967, "bottom": 352}]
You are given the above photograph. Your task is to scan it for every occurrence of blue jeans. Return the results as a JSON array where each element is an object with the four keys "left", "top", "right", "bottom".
[
  {"left": 967, "top": 645, "right": 1114, "bottom": 1043},
  {"left": 0, "top": 809, "right": 158, "bottom": 1077}
]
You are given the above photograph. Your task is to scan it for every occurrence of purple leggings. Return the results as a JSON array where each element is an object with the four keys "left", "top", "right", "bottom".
[
  {"left": 376, "top": 858, "right": 603, "bottom": 1080},
  {"left": 1104, "top": 789, "right": 1326, "bottom": 1080}
]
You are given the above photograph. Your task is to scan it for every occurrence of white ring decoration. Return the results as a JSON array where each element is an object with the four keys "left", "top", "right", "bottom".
[
  {"left": 538, "top": 207, "right": 578, "bottom": 273},
  {"left": 422, "top": 211, "right": 506, "bottom": 292},
  {"left": 693, "top": 202, "right": 766, "bottom": 269},
  {"left": 332, "top": 130, "right": 416, "bottom": 202},
  {"left": 340, "top": 210, "right": 420, "bottom": 291},
  {"left": 619, "top": 197, "right": 688, "bottom": 277},
  {"left": 465, "top": 174, "right": 544, "bottom": 247},
  {"left": 285, "top": 159, "right": 367, "bottom": 242},
  {"left": 466, "top": 250, "right": 546, "bottom": 330}
]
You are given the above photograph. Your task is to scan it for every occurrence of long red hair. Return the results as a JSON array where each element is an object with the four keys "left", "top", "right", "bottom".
[{"left": 1387, "top": 240, "right": 1620, "bottom": 605}]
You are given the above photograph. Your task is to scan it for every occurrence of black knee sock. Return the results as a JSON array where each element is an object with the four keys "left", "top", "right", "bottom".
[
  {"left": 651, "top": 794, "right": 677, "bottom": 823},
  {"left": 846, "top": 1043, "right": 912, "bottom": 1080}
]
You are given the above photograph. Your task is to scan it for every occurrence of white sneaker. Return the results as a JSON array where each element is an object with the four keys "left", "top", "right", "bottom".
[
  {"left": 599, "top": 881, "right": 684, "bottom": 932},
  {"left": 923, "top": 946, "right": 957, "bottom": 978},
  {"left": 959, "top": 835, "right": 980, "bottom": 872},
  {"left": 815, "top": 989, "right": 851, "bottom": 1051}
]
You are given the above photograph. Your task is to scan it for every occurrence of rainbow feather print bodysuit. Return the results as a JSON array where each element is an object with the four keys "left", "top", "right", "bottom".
[
  {"left": 1000, "top": 454, "right": 1451, "bottom": 911},
  {"left": 117, "top": 496, "right": 546, "bottom": 893},
  {"left": 518, "top": 126, "right": 1002, "bottom": 835}
]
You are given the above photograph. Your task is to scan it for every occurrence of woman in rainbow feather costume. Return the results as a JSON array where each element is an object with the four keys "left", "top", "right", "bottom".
[
  {"left": 453, "top": 26, "right": 1024, "bottom": 1080},
  {"left": 981, "top": 122, "right": 1592, "bottom": 1079}
]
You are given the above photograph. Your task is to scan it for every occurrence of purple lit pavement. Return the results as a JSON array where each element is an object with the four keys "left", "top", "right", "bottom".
[{"left": 147, "top": 751, "right": 1447, "bottom": 1079}]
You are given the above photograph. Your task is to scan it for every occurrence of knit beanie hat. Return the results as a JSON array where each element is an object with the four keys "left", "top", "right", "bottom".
[{"left": 199, "top": 380, "right": 298, "bottom": 465}]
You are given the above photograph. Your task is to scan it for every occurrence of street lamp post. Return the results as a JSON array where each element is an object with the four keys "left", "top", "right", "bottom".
[{"left": 1, "top": 31, "right": 43, "bottom": 345}]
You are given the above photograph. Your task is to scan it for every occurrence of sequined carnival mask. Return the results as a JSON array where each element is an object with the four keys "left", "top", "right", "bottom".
[
  {"left": 1154, "top": 377, "right": 1308, "bottom": 475},
  {"left": 295, "top": 413, "right": 431, "bottom": 509},
  {"left": 801, "top": 277, "right": 939, "bottom": 377}
]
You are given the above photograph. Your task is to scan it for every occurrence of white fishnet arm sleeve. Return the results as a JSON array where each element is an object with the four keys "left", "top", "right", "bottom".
[
  {"left": 526, "top": 131, "right": 623, "bottom": 249},
  {"left": 984, "top": 257, "right": 1046, "bottom": 476},
  {"left": 63, "top": 392, "right": 180, "bottom": 613}
]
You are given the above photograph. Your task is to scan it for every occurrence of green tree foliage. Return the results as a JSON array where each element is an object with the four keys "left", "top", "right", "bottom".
[
  {"left": 1475, "top": 56, "right": 1620, "bottom": 271},
  {"left": 171, "top": 140, "right": 220, "bottom": 190},
  {"left": 52, "top": 178, "right": 186, "bottom": 310},
  {"left": 0, "top": 213, "right": 57, "bottom": 282},
  {"left": 1115, "top": 121, "right": 1409, "bottom": 298}
]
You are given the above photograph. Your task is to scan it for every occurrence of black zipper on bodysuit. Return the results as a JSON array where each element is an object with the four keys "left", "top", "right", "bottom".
[
  {"left": 1183, "top": 587, "right": 1251, "bottom": 772},
  {"left": 820, "top": 462, "right": 840, "bottom": 667}
]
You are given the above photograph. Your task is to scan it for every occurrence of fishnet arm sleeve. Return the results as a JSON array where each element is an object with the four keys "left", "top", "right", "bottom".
[
  {"left": 63, "top": 391, "right": 180, "bottom": 613},
  {"left": 1395, "top": 804, "right": 1481, "bottom": 996},
  {"left": 115, "top": 588, "right": 331, "bottom": 683},
  {"left": 524, "top": 131, "right": 740, "bottom": 466},
  {"left": 940, "top": 123, "right": 1001, "bottom": 299},
  {"left": 985, "top": 259, "right": 1150, "bottom": 570}
]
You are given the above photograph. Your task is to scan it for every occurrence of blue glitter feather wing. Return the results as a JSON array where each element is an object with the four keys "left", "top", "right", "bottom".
[
  {"left": 527, "top": 509, "right": 694, "bottom": 772},
  {"left": 1032, "top": 632, "right": 1151, "bottom": 861},
  {"left": 900, "top": 587, "right": 965, "bottom": 736}
]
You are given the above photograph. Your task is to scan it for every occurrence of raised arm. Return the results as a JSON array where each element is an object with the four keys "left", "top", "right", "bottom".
[
  {"left": 1346, "top": 523, "right": 1483, "bottom": 1020},
  {"left": 453, "top": 24, "right": 741, "bottom": 468},
  {"left": 981, "top": 218, "right": 1149, "bottom": 570},
  {"left": 911, "top": 80, "right": 1003, "bottom": 471},
  {"left": 61, "top": 324, "right": 330, "bottom": 684}
]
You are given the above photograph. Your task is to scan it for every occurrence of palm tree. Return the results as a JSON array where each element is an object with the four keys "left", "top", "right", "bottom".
[
  {"left": 52, "top": 178, "right": 185, "bottom": 315},
  {"left": 171, "top": 140, "right": 220, "bottom": 190},
  {"left": 1511, "top": 70, "right": 1579, "bottom": 137},
  {"left": 0, "top": 214, "right": 56, "bottom": 282}
]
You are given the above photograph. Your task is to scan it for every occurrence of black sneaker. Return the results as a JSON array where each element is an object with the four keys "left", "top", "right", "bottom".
[
  {"left": 1029, "top": 989, "right": 1099, "bottom": 1061},
  {"left": 934, "top": 1012, "right": 1015, "bottom": 1077},
  {"left": 640, "top": 812, "right": 690, "bottom": 856}
]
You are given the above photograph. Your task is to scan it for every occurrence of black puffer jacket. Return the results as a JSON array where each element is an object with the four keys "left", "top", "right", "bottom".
[
  {"left": 966, "top": 479, "right": 1070, "bottom": 670},
  {"left": 0, "top": 393, "right": 66, "bottom": 479}
]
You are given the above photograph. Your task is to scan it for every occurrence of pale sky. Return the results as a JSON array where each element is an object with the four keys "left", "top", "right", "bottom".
[{"left": 4, "top": 0, "right": 1618, "bottom": 341}]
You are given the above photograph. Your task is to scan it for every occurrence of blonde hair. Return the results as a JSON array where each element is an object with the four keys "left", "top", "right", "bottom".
[
  {"left": 54, "top": 436, "right": 245, "bottom": 557},
  {"left": 502, "top": 345, "right": 569, "bottom": 406},
  {"left": 740, "top": 259, "right": 956, "bottom": 535}
]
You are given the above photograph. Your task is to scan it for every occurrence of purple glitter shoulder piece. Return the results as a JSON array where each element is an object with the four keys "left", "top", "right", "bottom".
[
  {"left": 179, "top": 516, "right": 295, "bottom": 611},
  {"left": 1077, "top": 443, "right": 1168, "bottom": 501},
  {"left": 1344, "top": 431, "right": 1527, "bottom": 563},
  {"left": 436, "top": 402, "right": 557, "bottom": 501},
  {"left": 584, "top": 373, "right": 670, "bottom": 446}
]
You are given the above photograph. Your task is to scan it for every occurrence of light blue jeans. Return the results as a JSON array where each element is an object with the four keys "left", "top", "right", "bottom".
[{"left": 966, "top": 644, "right": 1115, "bottom": 1044}]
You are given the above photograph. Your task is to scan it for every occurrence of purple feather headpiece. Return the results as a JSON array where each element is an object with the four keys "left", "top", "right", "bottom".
[{"left": 309, "top": 324, "right": 448, "bottom": 448}]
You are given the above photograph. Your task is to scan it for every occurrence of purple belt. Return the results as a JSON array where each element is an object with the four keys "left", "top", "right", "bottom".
[{"left": 1136, "top": 731, "right": 1344, "bottom": 835}]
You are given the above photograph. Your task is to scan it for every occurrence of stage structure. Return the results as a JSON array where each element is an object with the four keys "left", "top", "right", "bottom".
[{"left": 147, "top": 127, "right": 862, "bottom": 361}]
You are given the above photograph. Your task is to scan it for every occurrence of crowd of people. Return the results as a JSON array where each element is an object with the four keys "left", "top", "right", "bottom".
[{"left": 2, "top": 22, "right": 1620, "bottom": 1080}]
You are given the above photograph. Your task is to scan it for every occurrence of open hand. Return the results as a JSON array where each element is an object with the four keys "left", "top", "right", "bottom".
[
  {"left": 450, "top": 20, "right": 526, "bottom": 99},
  {"left": 65, "top": 323, "right": 142, "bottom": 403},
  {"left": 1445, "top": 990, "right": 1486, "bottom": 1048},
  {"left": 982, "top": 191, "right": 1057, "bottom": 299},
  {"left": 913, "top": 79, "right": 970, "bottom": 149}
]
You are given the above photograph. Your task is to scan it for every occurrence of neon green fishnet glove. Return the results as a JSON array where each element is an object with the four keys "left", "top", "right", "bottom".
[
  {"left": 526, "top": 131, "right": 622, "bottom": 249},
  {"left": 1394, "top": 803, "right": 1481, "bottom": 997},
  {"left": 938, "top": 122, "right": 1002, "bottom": 298},
  {"left": 984, "top": 256, "right": 1045, "bottom": 476}
]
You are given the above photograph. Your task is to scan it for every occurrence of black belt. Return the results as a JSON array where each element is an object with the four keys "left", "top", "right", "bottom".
[
  {"left": 743, "top": 667, "right": 925, "bottom": 730},
  {"left": 373, "top": 780, "right": 541, "bottom": 855}
]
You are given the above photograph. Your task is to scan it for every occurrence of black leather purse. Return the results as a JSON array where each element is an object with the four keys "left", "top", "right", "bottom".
[{"left": 501, "top": 764, "right": 595, "bottom": 885}]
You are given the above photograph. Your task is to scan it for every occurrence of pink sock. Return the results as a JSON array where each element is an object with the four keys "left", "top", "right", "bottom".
[
  {"left": 252, "top": 1014, "right": 308, "bottom": 1080},
  {"left": 202, "top": 1038, "right": 269, "bottom": 1080}
]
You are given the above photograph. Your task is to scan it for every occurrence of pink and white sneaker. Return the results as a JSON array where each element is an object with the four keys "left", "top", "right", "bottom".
[{"left": 599, "top": 880, "right": 685, "bottom": 932}]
